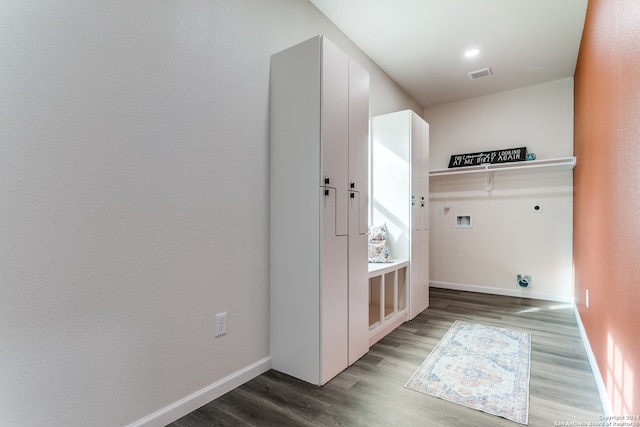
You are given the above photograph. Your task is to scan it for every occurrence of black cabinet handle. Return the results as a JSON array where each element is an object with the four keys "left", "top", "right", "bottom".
[{"left": 324, "top": 178, "right": 330, "bottom": 185}]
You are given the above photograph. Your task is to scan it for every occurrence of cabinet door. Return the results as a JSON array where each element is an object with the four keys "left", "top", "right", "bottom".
[
  {"left": 320, "top": 187, "right": 349, "bottom": 384},
  {"left": 347, "top": 57, "right": 370, "bottom": 364},
  {"left": 410, "top": 113, "right": 430, "bottom": 318},
  {"left": 420, "top": 229, "right": 430, "bottom": 310},
  {"left": 410, "top": 112, "right": 422, "bottom": 232},
  {"left": 348, "top": 58, "right": 369, "bottom": 236},
  {"left": 420, "top": 119, "right": 430, "bottom": 233},
  {"left": 321, "top": 37, "right": 349, "bottom": 237},
  {"left": 421, "top": 119, "right": 430, "bottom": 311},
  {"left": 348, "top": 191, "right": 369, "bottom": 364},
  {"left": 409, "top": 225, "right": 422, "bottom": 319}
]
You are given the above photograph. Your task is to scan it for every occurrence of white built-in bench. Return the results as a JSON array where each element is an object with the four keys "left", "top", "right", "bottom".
[{"left": 368, "top": 259, "right": 409, "bottom": 346}]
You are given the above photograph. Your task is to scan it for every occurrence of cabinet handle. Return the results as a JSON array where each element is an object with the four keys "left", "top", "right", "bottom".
[
  {"left": 324, "top": 178, "right": 330, "bottom": 185},
  {"left": 350, "top": 193, "right": 355, "bottom": 199},
  {"left": 324, "top": 189, "right": 329, "bottom": 196},
  {"left": 350, "top": 182, "right": 355, "bottom": 189}
]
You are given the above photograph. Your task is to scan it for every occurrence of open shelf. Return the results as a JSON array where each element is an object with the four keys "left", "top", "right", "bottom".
[
  {"left": 368, "top": 259, "right": 408, "bottom": 346},
  {"left": 429, "top": 156, "right": 576, "bottom": 191}
]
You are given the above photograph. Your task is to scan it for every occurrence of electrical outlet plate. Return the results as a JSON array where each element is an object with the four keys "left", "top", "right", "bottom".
[{"left": 215, "top": 312, "right": 227, "bottom": 337}]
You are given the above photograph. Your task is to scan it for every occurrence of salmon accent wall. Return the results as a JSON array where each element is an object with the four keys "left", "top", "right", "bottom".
[{"left": 574, "top": 0, "right": 640, "bottom": 414}]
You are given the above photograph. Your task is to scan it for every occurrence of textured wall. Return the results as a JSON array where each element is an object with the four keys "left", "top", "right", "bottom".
[
  {"left": 426, "top": 79, "right": 575, "bottom": 302},
  {"left": 574, "top": 0, "right": 640, "bottom": 414},
  {"left": 0, "top": 1, "right": 418, "bottom": 425}
]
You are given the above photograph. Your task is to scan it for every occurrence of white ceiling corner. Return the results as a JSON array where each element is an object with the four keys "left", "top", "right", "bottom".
[{"left": 309, "top": 0, "right": 588, "bottom": 107}]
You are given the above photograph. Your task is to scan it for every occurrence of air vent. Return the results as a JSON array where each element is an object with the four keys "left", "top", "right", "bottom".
[{"left": 468, "top": 67, "right": 493, "bottom": 80}]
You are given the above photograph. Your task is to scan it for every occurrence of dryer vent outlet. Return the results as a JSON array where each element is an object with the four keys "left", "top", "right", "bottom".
[{"left": 517, "top": 275, "right": 532, "bottom": 288}]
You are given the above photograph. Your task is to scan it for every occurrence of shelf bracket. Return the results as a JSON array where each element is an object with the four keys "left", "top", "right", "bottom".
[{"left": 484, "top": 171, "right": 494, "bottom": 192}]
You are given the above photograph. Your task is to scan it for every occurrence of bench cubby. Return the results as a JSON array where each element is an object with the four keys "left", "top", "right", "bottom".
[{"left": 368, "top": 259, "right": 409, "bottom": 345}]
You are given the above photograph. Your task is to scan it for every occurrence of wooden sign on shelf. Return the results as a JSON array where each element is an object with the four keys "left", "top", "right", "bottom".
[{"left": 448, "top": 147, "right": 527, "bottom": 168}]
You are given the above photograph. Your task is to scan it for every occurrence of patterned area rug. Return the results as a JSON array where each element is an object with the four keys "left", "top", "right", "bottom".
[{"left": 405, "top": 320, "right": 531, "bottom": 424}]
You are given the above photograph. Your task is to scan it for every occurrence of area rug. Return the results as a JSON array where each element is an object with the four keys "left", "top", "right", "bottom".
[{"left": 405, "top": 320, "right": 531, "bottom": 424}]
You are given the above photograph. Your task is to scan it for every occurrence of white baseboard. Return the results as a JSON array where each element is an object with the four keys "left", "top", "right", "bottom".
[
  {"left": 369, "top": 310, "right": 408, "bottom": 347},
  {"left": 572, "top": 304, "right": 613, "bottom": 416},
  {"left": 127, "top": 356, "right": 272, "bottom": 427},
  {"left": 430, "top": 280, "right": 571, "bottom": 303}
]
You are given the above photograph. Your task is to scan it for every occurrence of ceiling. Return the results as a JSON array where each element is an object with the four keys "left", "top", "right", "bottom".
[{"left": 308, "top": 0, "right": 588, "bottom": 107}]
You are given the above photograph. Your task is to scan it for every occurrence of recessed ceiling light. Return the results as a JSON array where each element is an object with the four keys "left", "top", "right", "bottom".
[{"left": 464, "top": 49, "right": 480, "bottom": 58}]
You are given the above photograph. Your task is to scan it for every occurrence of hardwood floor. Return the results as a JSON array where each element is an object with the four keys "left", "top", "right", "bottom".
[{"left": 169, "top": 288, "right": 603, "bottom": 426}]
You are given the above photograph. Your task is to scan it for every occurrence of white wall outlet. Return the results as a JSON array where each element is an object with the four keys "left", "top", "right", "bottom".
[
  {"left": 532, "top": 203, "right": 543, "bottom": 213},
  {"left": 215, "top": 312, "right": 227, "bottom": 337}
]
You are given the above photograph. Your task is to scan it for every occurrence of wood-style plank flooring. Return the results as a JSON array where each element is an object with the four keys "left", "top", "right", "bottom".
[{"left": 170, "top": 288, "right": 603, "bottom": 426}]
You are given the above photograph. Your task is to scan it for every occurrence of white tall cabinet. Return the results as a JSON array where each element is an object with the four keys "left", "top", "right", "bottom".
[
  {"left": 370, "top": 110, "right": 429, "bottom": 319},
  {"left": 270, "top": 35, "right": 370, "bottom": 385}
]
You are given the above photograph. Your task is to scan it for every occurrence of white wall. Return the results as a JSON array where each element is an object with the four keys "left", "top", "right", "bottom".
[
  {"left": 424, "top": 79, "right": 574, "bottom": 302},
  {"left": 0, "top": 1, "right": 419, "bottom": 426}
]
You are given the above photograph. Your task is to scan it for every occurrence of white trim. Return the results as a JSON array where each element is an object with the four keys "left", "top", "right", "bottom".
[
  {"left": 369, "top": 310, "right": 408, "bottom": 347},
  {"left": 572, "top": 303, "right": 613, "bottom": 416},
  {"left": 368, "top": 259, "right": 409, "bottom": 277},
  {"left": 127, "top": 356, "right": 272, "bottom": 427},
  {"left": 430, "top": 280, "right": 571, "bottom": 303}
]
